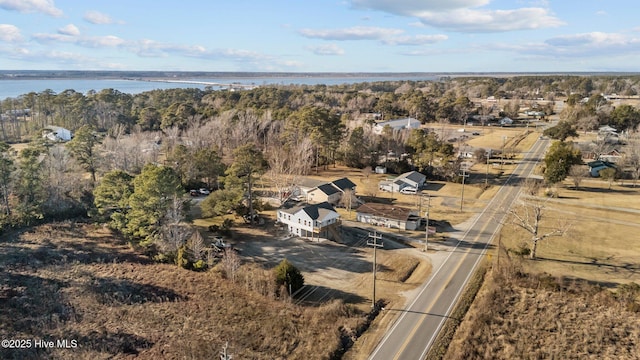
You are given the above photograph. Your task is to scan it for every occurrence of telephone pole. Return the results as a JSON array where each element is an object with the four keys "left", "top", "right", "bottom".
[
  {"left": 423, "top": 194, "right": 431, "bottom": 252},
  {"left": 460, "top": 168, "right": 469, "bottom": 212},
  {"left": 367, "top": 231, "right": 383, "bottom": 308},
  {"left": 220, "top": 342, "right": 232, "bottom": 360}
]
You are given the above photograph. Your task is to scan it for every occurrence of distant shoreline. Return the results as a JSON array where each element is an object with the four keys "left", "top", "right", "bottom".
[{"left": 2, "top": 70, "right": 640, "bottom": 81}]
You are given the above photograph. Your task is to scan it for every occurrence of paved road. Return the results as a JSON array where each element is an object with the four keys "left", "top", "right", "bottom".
[{"left": 369, "top": 137, "right": 550, "bottom": 360}]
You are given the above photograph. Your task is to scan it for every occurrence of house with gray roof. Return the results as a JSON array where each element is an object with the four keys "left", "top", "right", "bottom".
[
  {"left": 295, "top": 177, "right": 357, "bottom": 205},
  {"left": 378, "top": 171, "right": 426, "bottom": 193},
  {"left": 277, "top": 202, "right": 341, "bottom": 240}
]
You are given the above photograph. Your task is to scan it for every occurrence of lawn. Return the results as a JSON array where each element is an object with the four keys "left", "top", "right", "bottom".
[{"left": 495, "top": 181, "right": 640, "bottom": 286}]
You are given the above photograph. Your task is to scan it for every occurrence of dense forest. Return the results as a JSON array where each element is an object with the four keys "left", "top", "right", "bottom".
[{"left": 1, "top": 75, "right": 640, "bottom": 262}]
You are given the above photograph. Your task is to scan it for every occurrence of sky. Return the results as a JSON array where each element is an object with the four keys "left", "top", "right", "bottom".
[{"left": 1, "top": 0, "right": 640, "bottom": 73}]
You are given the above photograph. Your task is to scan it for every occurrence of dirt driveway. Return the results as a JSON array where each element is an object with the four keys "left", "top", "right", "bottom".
[{"left": 229, "top": 223, "right": 432, "bottom": 310}]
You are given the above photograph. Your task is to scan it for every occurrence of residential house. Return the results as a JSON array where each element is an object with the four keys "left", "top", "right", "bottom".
[
  {"left": 277, "top": 202, "right": 341, "bottom": 240},
  {"left": 379, "top": 171, "right": 427, "bottom": 192},
  {"left": 356, "top": 203, "right": 421, "bottom": 230},
  {"left": 307, "top": 183, "right": 342, "bottom": 205},
  {"left": 373, "top": 117, "right": 420, "bottom": 135},
  {"left": 295, "top": 177, "right": 357, "bottom": 205},
  {"left": 42, "top": 125, "right": 72, "bottom": 142},
  {"left": 291, "top": 178, "right": 328, "bottom": 201},
  {"left": 499, "top": 117, "right": 514, "bottom": 126},
  {"left": 587, "top": 160, "right": 616, "bottom": 177}
]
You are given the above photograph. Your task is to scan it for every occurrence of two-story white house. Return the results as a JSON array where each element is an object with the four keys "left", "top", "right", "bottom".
[{"left": 277, "top": 202, "right": 341, "bottom": 240}]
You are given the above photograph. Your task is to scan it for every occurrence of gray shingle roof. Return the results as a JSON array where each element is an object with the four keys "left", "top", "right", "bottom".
[
  {"left": 316, "top": 183, "right": 340, "bottom": 196},
  {"left": 331, "top": 177, "right": 356, "bottom": 191},
  {"left": 302, "top": 202, "right": 337, "bottom": 220}
]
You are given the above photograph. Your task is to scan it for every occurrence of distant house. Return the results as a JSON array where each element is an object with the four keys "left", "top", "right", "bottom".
[
  {"left": 277, "top": 202, "right": 341, "bottom": 240},
  {"left": 499, "top": 117, "right": 514, "bottom": 126},
  {"left": 294, "top": 177, "right": 357, "bottom": 205},
  {"left": 379, "top": 171, "right": 426, "bottom": 192},
  {"left": 373, "top": 117, "right": 420, "bottom": 135},
  {"left": 42, "top": 126, "right": 72, "bottom": 142},
  {"left": 356, "top": 203, "right": 421, "bottom": 230},
  {"left": 587, "top": 160, "right": 616, "bottom": 177}
]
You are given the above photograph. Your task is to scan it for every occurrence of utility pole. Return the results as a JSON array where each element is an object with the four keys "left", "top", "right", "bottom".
[
  {"left": 367, "top": 231, "right": 383, "bottom": 308},
  {"left": 423, "top": 194, "right": 431, "bottom": 252},
  {"left": 501, "top": 136, "right": 507, "bottom": 170},
  {"left": 220, "top": 342, "right": 232, "bottom": 360},
  {"left": 485, "top": 150, "right": 490, "bottom": 185},
  {"left": 459, "top": 168, "right": 469, "bottom": 212}
]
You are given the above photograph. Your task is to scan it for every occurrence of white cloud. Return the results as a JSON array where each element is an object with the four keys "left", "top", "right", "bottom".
[
  {"left": 382, "top": 34, "right": 447, "bottom": 45},
  {"left": 0, "top": 0, "right": 63, "bottom": 17},
  {"left": 0, "top": 24, "right": 23, "bottom": 42},
  {"left": 419, "top": 7, "right": 564, "bottom": 32},
  {"left": 306, "top": 44, "right": 345, "bottom": 55},
  {"left": 79, "top": 35, "right": 126, "bottom": 48},
  {"left": 298, "top": 26, "right": 403, "bottom": 40},
  {"left": 489, "top": 32, "right": 640, "bottom": 59},
  {"left": 351, "top": 0, "right": 489, "bottom": 13},
  {"left": 545, "top": 32, "right": 632, "bottom": 48},
  {"left": 83, "top": 10, "right": 117, "bottom": 25},
  {"left": 349, "top": 0, "right": 564, "bottom": 33},
  {"left": 33, "top": 32, "right": 126, "bottom": 48},
  {"left": 58, "top": 24, "right": 80, "bottom": 36}
]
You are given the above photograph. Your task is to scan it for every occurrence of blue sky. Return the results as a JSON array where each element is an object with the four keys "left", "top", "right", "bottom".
[{"left": 1, "top": 0, "right": 639, "bottom": 72}]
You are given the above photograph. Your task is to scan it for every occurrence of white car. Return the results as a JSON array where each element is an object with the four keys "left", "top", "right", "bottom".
[
  {"left": 400, "top": 187, "right": 418, "bottom": 194},
  {"left": 198, "top": 188, "right": 210, "bottom": 195}
]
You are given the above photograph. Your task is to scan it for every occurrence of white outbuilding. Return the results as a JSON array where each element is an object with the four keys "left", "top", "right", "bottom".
[{"left": 42, "top": 126, "right": 72, "bottom": 142}]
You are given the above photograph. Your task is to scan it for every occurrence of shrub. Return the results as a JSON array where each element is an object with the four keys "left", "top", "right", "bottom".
[
  {"left": 192, "top": 260, "right": 207, "bottom": 271},
  {"left": 274, "top": 259, "right": 304, "bottom": 296},
  {"left": 175, "top": 246, "right": 190, "bottom": 269},
  {"left": 510, "top": 243, "right": 531, "bottom": 257}
]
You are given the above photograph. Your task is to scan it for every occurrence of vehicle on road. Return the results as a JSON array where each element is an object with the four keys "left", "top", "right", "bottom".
[{"left": 198, "top": 188, "right": 210, "bottom": 195}]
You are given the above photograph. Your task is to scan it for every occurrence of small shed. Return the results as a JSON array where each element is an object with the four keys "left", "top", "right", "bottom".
[{"left": 42, "top": 126, "right": 72, "bottom": 142}]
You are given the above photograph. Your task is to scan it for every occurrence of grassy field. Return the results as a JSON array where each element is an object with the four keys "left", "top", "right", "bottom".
[
  {"left": 444, "top": 265, "right": 640, "bottom": 359},
  {"left": 0, "top": 222, "right": 374, "bottom": 359},
  {"left": 495, "top": 180, "right": 640, "bottom": 286},
  {"left": 442, "top": 179, "right": 640, "bottom": 359}
]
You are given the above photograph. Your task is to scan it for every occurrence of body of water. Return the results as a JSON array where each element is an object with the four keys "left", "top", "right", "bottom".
[{"left": 0, "top": 74, "right": 438, "bottom": 100}]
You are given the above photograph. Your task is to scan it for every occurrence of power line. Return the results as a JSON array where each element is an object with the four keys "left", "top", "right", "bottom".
[{"left": 367, "top": 231, "right": 383, "bottom": 308}]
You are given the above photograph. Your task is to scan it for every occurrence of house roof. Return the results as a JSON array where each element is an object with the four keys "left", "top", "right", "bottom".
[
  {"left": 314, "top": 183, "right": 341, "bottom": 196},
  {"left": 281, "top": 202, "right": 338, "bottom": 221},
  {"left": 587, "top": 160, "right": 616, "bottom": 169},
  {"left": 303, "top": 202, "right": 338, "bottom": 222},
  {"left": 398, "top": 171, "right": 426, "bottom": 184},
  {"left": 375, "top": 117, "right": 420, "bottom": 129},
  {"left": 331, "top": 177, "right": 356, "bottom": 191},
  {"left": 356, "top": 202, "right": 416, "bottom": 221}
]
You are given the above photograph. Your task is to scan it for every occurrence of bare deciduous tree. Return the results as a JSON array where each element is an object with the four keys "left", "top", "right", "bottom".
[
  {"left": 507, "top": 196, "right": 570, "bottom": 260},
  {"left": 188, "top": 230, "right": 206, "bottom": 261},
  {"left": 222, "top": 248, "right": 241, "bottom": 283},
  {"left": 568, "top": 164, "right": 588, "bottom": 190}
]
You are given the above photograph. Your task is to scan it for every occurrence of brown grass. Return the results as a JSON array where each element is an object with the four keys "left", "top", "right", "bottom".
[
  {"left": 0, "top": 222, "right": 371, "bottom": 359},
  {"left": 444, "top": 264, "right": 640, "bottom": 360}
]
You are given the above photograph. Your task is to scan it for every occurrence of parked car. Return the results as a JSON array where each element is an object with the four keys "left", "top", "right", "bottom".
[
  {"left": 198, "top": 188, "right": 210, "bottom": 195},
  {"left": 400, "top": 187, "right": 418, "bottom": 194},
  {"left": 189, "top": 189, "right": 199, "bottom": 197},
  {"left": 472, "top": 132, "right": 480, "bottom": 136}
]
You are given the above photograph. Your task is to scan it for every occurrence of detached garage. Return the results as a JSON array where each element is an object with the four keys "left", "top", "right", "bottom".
[{"left": 356, "top": 203, "right": 421, "bottom": 230}]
